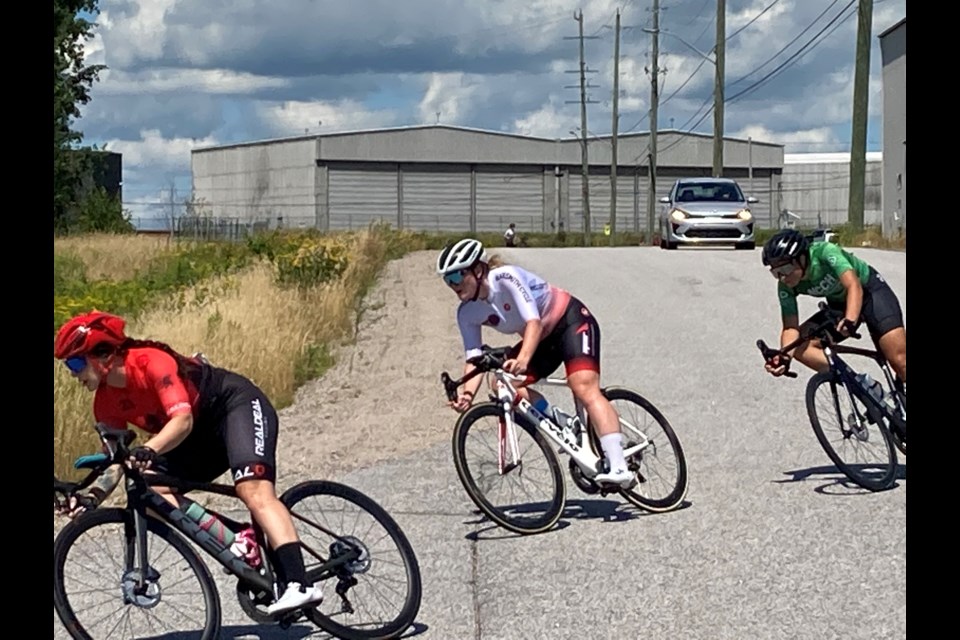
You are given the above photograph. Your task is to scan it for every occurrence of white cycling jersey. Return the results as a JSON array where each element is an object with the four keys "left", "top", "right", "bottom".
[{"left": 456, "top": 265, "right": 570, "bottom": 360}]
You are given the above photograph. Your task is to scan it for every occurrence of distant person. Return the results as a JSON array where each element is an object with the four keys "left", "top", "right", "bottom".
[{"left": 503, "top": 223, "right": 517, "bottom": 247}]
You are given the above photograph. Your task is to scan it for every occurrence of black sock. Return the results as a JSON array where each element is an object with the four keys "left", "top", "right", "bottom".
[{"left": 274, "top": 542, "right": 307, "bottom": 588}]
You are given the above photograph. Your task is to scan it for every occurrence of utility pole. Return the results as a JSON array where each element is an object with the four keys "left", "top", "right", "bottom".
[
  {"left": 610, "top": 8, "right": 620, "bottom": 246},
  {"left": 646, "top": 0, "right": 661, "bottom": 245},
  {"left": 565, "top": 10, "right": 600, "bottom": 246},
  {"left": 847, "top": 0, "right": 873, "bottom": 233},
  {"left": 713, "top": 0, "right": 726, "bottom": 177}
]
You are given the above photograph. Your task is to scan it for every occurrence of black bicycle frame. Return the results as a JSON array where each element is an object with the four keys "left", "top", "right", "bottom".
[
  {"left": 823, "top": 343, "right": 906, "bottom": 435},
  {"left": 125, "top": 472, "right": 275, "bottom": 593},
  {"left": 55, "top": 424, "right": 364, "bottom": 597}
]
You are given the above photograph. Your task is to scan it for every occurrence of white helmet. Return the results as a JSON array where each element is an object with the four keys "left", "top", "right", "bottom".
[{"left": 436, "top": 238, "right": 487, "bottom": 275}]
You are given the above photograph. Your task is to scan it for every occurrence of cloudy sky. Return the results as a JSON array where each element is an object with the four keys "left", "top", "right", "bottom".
[{"left": 76, "top": 0, "right": 906, "bottom": 223}]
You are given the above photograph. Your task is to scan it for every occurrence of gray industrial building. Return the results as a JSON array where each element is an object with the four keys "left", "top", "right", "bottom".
[
  {"left": 879, "top": 17, "right": 906, "bottom": 239},
  {"left": 779, "top": 152, "right": 883, "bottom": 228},
  {"left": 190, "top": 125, "right": 785, "bottom": 235}
]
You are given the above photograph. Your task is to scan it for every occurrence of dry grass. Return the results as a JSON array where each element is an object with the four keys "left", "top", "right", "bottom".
[
  {"left": 54, "top": 233, "right": 179, "bottom": 280},
  {"left": 53, "top": 229, "right": 389, "bottom": 480}
]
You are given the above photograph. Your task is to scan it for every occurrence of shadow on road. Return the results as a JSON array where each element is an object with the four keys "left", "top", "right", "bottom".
[
  {"left": 462, "top": 498, "right": 693, "bottom": 540},
  {"left": 211, "top": 620, "right": 430, "bottom": 639},
  {"left": 775, "top": 463, "right": 906, "bottom": 494}
]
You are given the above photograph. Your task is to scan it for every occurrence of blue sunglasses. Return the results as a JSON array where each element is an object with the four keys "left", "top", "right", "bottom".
[
  {"left": 64, "top": 356, "right": 87, "bottom": 374},
  {"left": 443, "top": 270, "right": 467, "bottom": 286}
]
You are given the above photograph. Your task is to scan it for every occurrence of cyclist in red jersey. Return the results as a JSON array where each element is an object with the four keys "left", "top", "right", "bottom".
[{"left": 53, "top": 310, "right": 323, "bottom": 615}]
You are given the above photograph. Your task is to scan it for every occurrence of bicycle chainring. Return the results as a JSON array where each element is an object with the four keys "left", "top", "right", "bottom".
[{"left": 568, "top": 458, "right": 600, "bottom": 494}]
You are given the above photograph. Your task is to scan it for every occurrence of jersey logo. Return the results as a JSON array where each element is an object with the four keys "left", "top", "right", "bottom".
[
  {"left": 503, "top": 303, "right": 511, "bottom": 311},
  {"left": 159, "top": 375, "right": 174, "bottom": 388},
  {"left": 485, "top": 314, "right": 500, "bottom": 327}
]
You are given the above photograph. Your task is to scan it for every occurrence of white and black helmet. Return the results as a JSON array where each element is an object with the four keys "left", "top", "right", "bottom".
[{"left": 436, "top": 238, "right": 487, "bottom": 275}]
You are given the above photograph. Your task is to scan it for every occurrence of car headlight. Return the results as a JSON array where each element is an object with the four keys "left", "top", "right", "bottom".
[
  {"left": 670, "top": 209, "right": 687, "bottom": 222},
  {"left": 737, "top": 209, "right": 752, "bottom": 221}
]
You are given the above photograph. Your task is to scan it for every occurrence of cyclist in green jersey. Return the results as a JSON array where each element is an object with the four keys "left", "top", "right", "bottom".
[{"left": 759, "top": 228, "right": 906, "bottom": 386}]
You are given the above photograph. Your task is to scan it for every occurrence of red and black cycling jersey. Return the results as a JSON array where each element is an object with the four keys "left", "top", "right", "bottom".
[{"left": 93, "top": 347, "right": 225, "bottom": 433}]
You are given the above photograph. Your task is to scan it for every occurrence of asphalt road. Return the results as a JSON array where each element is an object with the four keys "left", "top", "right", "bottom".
[{"left": 54, "top": 244, "right": 907, "bottom": 640}]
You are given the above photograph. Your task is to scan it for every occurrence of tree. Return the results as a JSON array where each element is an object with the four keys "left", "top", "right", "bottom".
[{"left": 54, "top": 0, "right": 108, "bottom": 231}]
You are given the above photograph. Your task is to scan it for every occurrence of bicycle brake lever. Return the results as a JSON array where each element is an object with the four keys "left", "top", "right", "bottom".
[{"left": 440, "top": 372, "right": 459, "bottom": 402}]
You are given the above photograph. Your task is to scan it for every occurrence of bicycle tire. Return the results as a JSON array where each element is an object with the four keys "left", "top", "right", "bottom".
[
  {"left": 806, "top": 371, "right": 898, "bottom": 491},
  {"left": 589, "top": 387, "right": 689, "bottom": 512},
  {"left": 281, "top": 480, "right": 422, "bottom": 640},
  {"left": 452, "top": 401, "right": 566, "bottom": 535},
  {"left": 53, "top": 507, "right": 221, "bottom": 640}
]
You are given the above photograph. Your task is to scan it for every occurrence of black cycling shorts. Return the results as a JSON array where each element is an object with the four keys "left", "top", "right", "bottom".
[
  {"left": 157, "top": 371, "right": 279, "bottom": 485},
  {"left": 800, "top": 266, "right": 905, "bottom": 346},
  {"left": 508, "top": 295, "right": 601, "bottom": 380}
]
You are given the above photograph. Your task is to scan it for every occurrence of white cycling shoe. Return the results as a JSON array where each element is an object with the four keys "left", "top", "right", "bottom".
[
  {"left": 595, "top": 467, "right": 638, "bottom": 489},
  {"left": 267, "top": 582, "right": 324, "bottom": 615}
]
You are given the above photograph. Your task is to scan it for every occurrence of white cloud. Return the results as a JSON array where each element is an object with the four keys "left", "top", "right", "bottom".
[
  {"left": 255, "top": 100, "right": 400, "bottom": 136},
  {"left": 732, "top": 124, "right": 839, "bottom": 152},
  {"left": 512, "top": 101, "right": 575, "bottom": 138},
  {"left": 103, "top": 129, "right": 219, "bottom": 172},
  {"left": 418, "top": 73, "right": 481, "bottom": 124},
  {"left": 94, "top": 68, "right": 290, "bottom": 95}
]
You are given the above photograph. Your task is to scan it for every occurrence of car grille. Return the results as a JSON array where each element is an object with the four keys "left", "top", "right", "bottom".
[{"left": 685, "top": 228, "right": 742, "bottom": 239}]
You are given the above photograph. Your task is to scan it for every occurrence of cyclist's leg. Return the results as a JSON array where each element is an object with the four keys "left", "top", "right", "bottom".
[
  {"left": 861, "top": 267, "right": 906, "bottom": 383},
  {"left": 554, "top": 299, "right": 632, "bottom": 485},
  {"left": 219, "top": 374, "right": 322, "bottom": 610}
]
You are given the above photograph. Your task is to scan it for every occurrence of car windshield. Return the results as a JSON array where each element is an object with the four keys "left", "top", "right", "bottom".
[{"left": 674, "top": 182, "right": 744, "bottom": 203}]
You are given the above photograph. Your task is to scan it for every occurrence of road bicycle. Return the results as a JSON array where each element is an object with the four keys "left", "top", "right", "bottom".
[
  {"left": 53, "top": 422, "right": 422, "bottom": 640},
  {"left": 757, "top": 301, "right": 906, "bottom": 492},
  {"left": 440, "top": 345, "right": 688, "bottom": 535}
]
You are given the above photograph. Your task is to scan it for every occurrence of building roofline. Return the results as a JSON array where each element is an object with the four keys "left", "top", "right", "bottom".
[
  {"left": 878, "top": 16, "right": 905, "bottom": 39},
  {"left": 192, "top": 123, "right": 783, "bottom": 153}
]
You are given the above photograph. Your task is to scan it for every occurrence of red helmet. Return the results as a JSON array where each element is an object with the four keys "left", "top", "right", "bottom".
[{"left": 54, "top": 310, "right": 128, "bottom": 360}]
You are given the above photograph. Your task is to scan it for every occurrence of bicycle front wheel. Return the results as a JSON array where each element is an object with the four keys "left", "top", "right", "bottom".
[
  {"left": 806, "top": 372, "right": 898, "bottom": 491},
  {"left": 452, "top": 401, "right": 566, "bottom": 535},
  {"left": 281, "top": 480, "right": 422, "bottom": 640},
  {"left": 53, "top": 508, "right": 221, "bottom": 640},
  {"left": 593, "top": 387, "right": 688, "bottom": 512}
]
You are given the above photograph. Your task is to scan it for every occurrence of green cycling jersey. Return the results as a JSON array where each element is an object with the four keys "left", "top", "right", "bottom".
[{"left": 777, "top": 242, "right": 872, "bottom": 318}]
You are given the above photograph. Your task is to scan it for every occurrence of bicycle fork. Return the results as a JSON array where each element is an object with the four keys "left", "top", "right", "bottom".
[{"left": 495, "top": 380, "right": 523, "bottom": 474}]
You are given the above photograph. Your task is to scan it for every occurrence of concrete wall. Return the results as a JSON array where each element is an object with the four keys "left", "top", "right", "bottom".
[{"left": 880, "top": 19, "right": 906, "bottom": 239}]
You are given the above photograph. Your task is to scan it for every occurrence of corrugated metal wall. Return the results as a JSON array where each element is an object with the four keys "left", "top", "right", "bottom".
[
  {"left": 328, "top": 164, "right": 398, "bottom": 229},
  {"left": 567, "top": 171, "right": 645, "bottom": 233},
  {"left": 400, "top": 164, "right": 473, "bottom": 231},
  {"left": 475, "top": 166, "right": 544, "bottom": 232}
]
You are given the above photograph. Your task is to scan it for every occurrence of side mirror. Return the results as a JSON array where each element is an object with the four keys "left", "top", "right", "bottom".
[
  {"left": 746, "top": 196, "right": 759, "bottom": 203},
  {"left": 658, "top": 196, "right": 671, "bottom": 203}
]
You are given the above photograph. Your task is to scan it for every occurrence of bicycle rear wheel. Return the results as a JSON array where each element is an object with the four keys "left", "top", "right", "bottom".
[
  {"left": 452, "top": 401, "right": 566, "bottom": 535},
  {"left": 53, "top": 508, "right": 221, "bottom": 640},
  {"left": 281, "top": 480, "right": 422, "bottom": 640},
  {"left": 589, "top": 387, "right": 688, "bottom": 512},
  {"left": 806, "top": 371, "right": 898, "bottom": 491}
]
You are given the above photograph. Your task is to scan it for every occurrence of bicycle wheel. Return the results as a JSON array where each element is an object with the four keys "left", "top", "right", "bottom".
[
  {"left": 806, "top": 371, "right": 898, "bottom": 491},
  {"left": 53, "top": 507, "right": 221, "bottom": 640},
  {"left": 452, "top": 401, "right": 566, "bottom": 535},
  {"left": 280, "top": 480, "right": 422, "bottom": 640},
  {"left": 589, "top": 387, "right": 689, "bottom": 512}
]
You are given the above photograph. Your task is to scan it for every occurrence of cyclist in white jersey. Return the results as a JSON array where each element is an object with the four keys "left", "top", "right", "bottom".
[{"left": 437, "top": 238, "right": 636, "bottom": 488}]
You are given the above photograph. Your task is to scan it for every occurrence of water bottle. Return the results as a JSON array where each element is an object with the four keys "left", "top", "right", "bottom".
[
  {"left": 184, "top": 501, "right": 237, "bottom": 548},
  {"left": 855, "top": 373, "right": 887, "bottom": 408}
]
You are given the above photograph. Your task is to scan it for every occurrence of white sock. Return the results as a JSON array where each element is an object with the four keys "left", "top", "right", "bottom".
[{"left": 600, "top": 433, "right": 627, "bottom": 472}]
